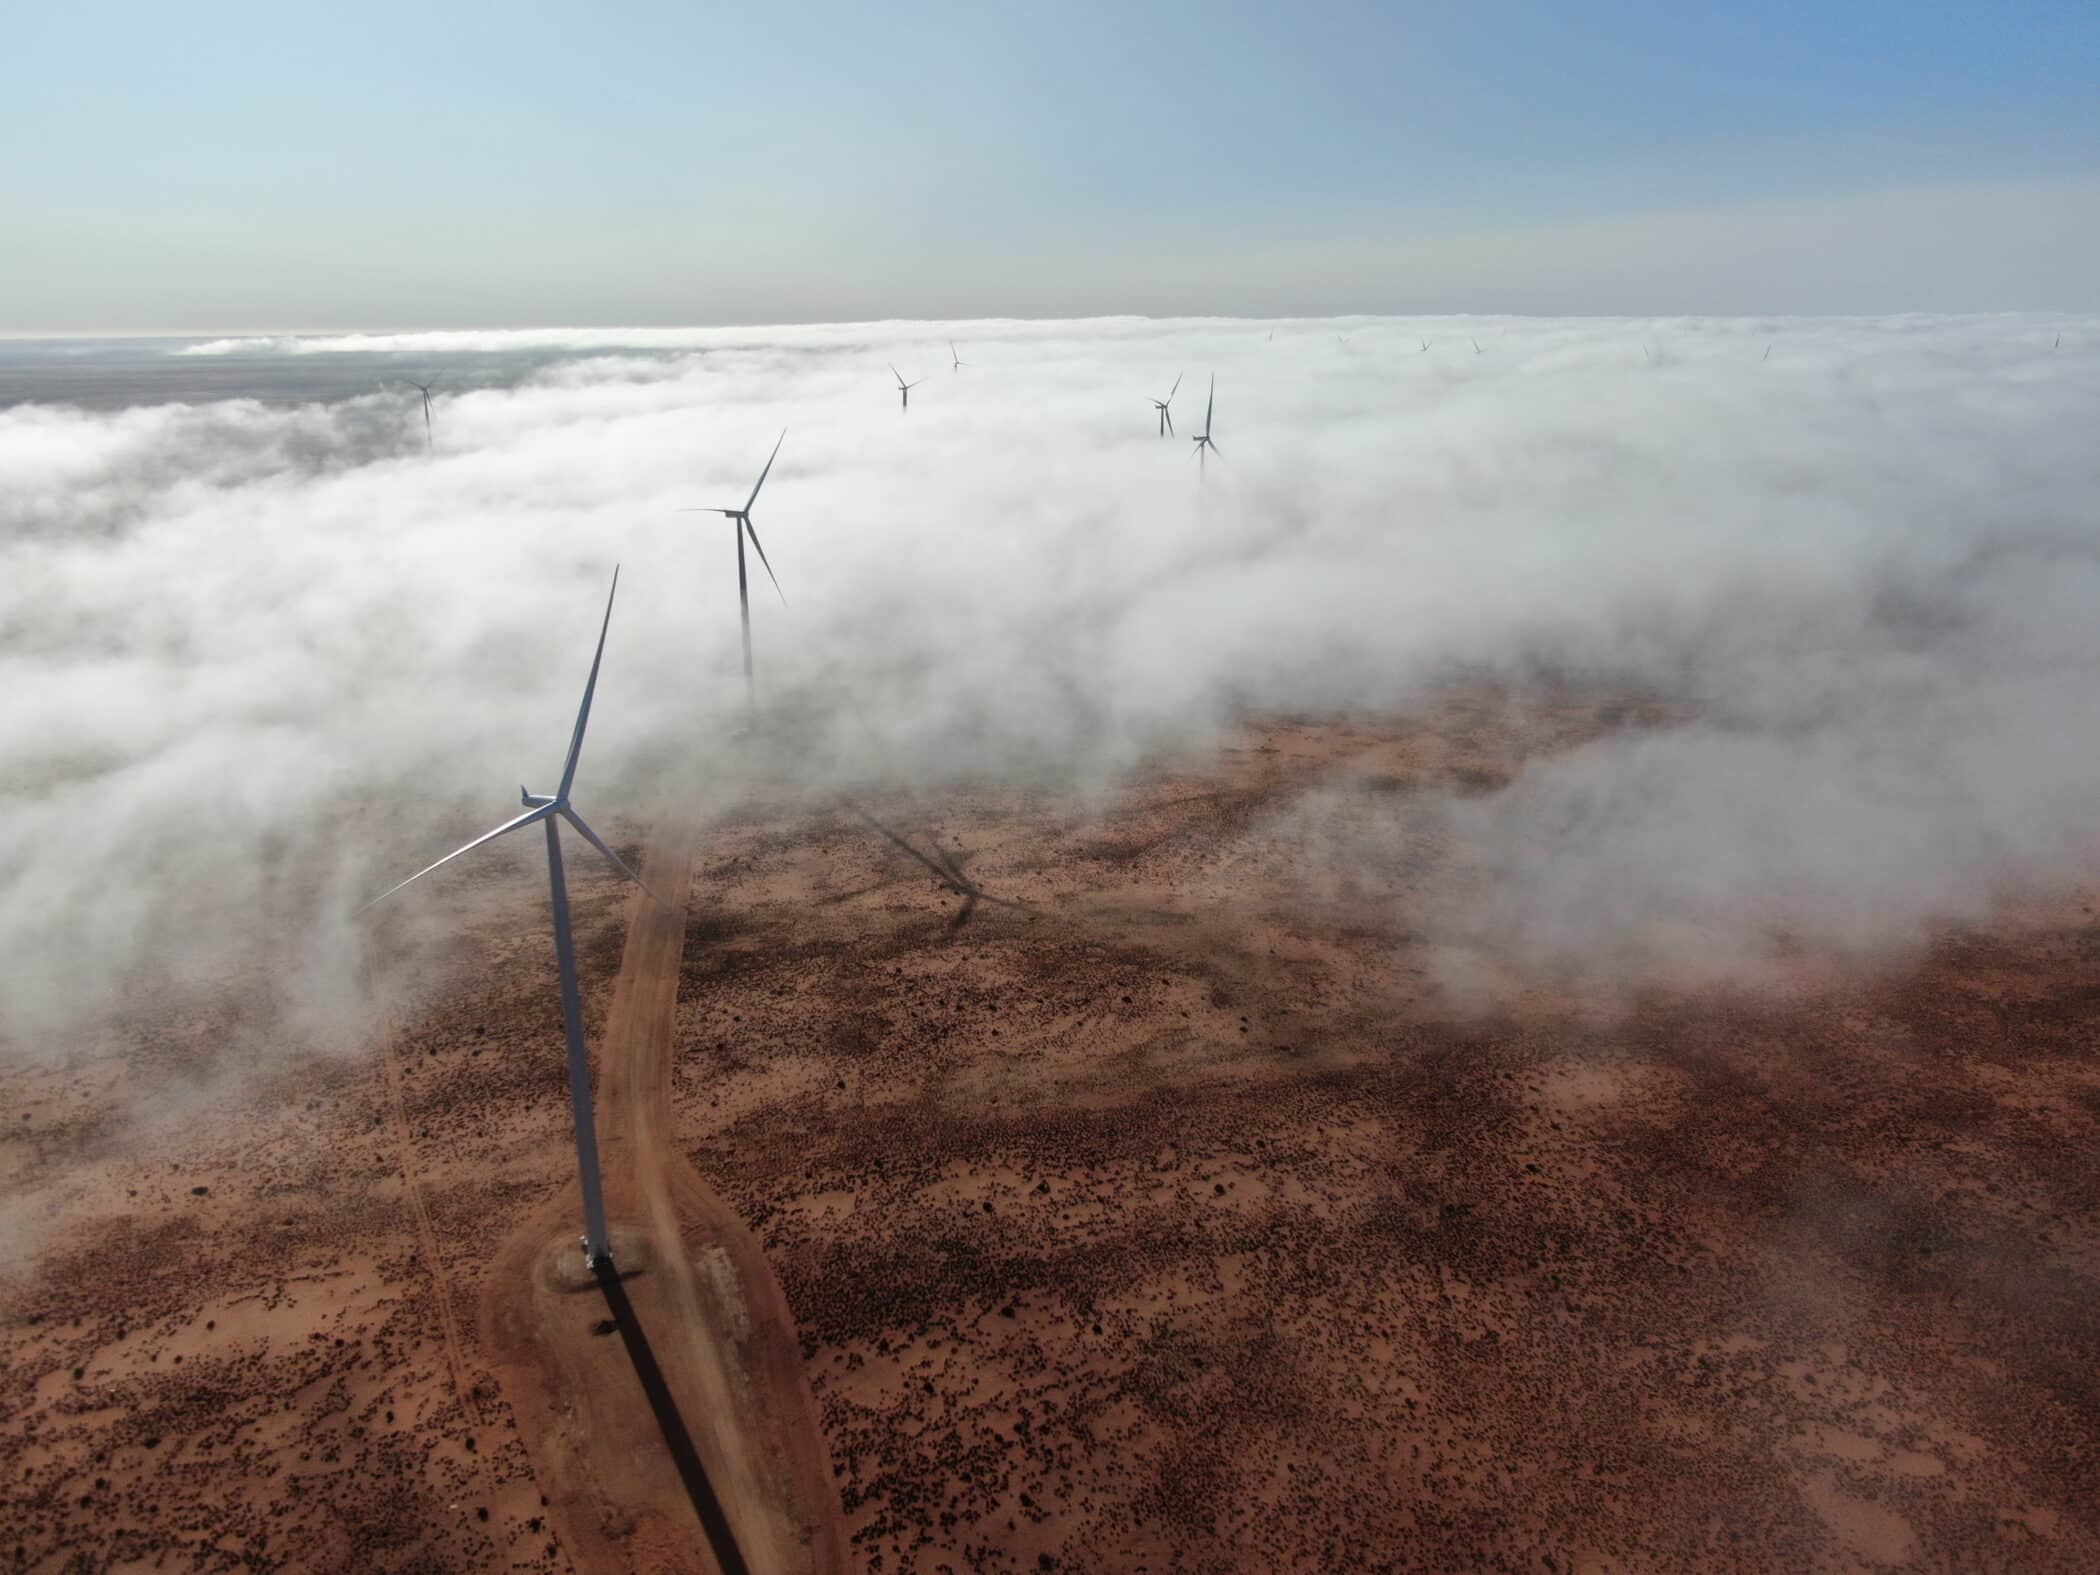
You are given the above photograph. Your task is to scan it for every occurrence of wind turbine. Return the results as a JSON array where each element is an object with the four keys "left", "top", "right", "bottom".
[
  {"left": 1420, "top": 337, "right": 1430, "bottom": 353},
  {"left": 890, "top": 364, "right": 925, "bottom": 410},
  {"left": 397, "top": 378, "right": 436, "bottom": 452},
  {"left": 1762, "top": 343, "right": 1772, "bottom": 362},
  {"left": 361, "top": 570, "right": 655, "bottom": 1271},
  {"left": 1152, "top": 372, "right": 1182, "bottom": 437},
  {"left": 1471, "top": 338, "right": 1485, "bottom": 356},
  {"left": 950, "top": 340, "right": 967, "bottom": 372},
  {"left": 1190, "top": 374, "right": 1219, "bottom": 473},
  {"left": 679, "top": 430, "right": 787, "bottom": 708}
]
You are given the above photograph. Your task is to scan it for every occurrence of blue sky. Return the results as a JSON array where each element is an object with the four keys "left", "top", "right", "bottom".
[{"left": 4, "top": 2, "right": 2097, "bottom": 330}]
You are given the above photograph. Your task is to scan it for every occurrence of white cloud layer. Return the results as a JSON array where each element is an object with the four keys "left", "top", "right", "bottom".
[{"left": 3, "top": 314, "right": 2097, "bottom": 1061}]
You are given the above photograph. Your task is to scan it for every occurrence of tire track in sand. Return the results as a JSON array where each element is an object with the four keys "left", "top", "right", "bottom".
[{"left": 377, "top": 1026, "right": 482, "bottom": 1432}]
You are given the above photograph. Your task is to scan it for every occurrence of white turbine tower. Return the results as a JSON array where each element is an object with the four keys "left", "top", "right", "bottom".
[
  {"left": 392, "top": 377, "right": 437, "bottom": 452},
  {"left": 1152, "top": 372, "right": 1181, "bottom": 437},
  {"left": 679, "top": 429, "right": 787, "bottom": 709},
  {"left": 360, "top": 569, "right": 656, "bottom": 1271},
  {"left": 1190, "top": 374, "right": 1219, "bottom": 474}
]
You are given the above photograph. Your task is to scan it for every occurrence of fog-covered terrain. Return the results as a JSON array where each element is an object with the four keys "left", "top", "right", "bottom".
[{"left": 3, "top": 315, "right": 2095, "bottom": 1056}]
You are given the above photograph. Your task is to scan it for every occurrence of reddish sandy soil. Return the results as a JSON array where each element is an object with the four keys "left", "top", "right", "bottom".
[
  {"left": 5, "top": 690, "right": 2100, "bottom": 1571},
  {"left": 480, "top": 831, "right": 846, "bottom": 1574}
]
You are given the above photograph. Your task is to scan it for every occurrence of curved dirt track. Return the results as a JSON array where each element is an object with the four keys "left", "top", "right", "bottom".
[{"left": 481, "top": 831, "right": 847, "bottom": 1575}]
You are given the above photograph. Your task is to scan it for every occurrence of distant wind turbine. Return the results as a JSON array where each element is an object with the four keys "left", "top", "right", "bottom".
[
  {"left": 396, "top": 378, "right": 436, "bottom": 452},
  {"left": 950, "top": 340, "right": 967, "bottom": 371},
  {"left": 360, "top": 570, "right": 656, "bottom": 1272},
  {"left": 1191, "top": 375, "right": 1219, "bottom": 474},
  {"left": 890, "top": 364, "right": 925, "bottom": 410},
  {"left": 1762, "top": 343, "right": 1772, "bottom": 362},
  {"left": 1419, "top": 337, "right": 1429, "bottom": 353},
  {"left": 1152, "top": 372, "right": 1182, "bottom": 437},
  {"left": 679, "top": 430, "right": 787, "bottom": 708},
  {"left": 1471, "top": 338, "right": 1485, "bottom": 356}
]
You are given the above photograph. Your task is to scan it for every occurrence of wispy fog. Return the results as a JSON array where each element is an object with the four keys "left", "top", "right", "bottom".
[{"left": 3, "top": 315, "right": 2095, "bottom": 1057}]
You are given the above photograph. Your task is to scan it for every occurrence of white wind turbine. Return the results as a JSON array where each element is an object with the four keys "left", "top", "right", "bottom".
[
  {"left": 890, "top": 363, "right": 926, "bottom": 410},
  {"left": 1152, "top": 372, "right": 1181, "bottom": 437},
  {"left": 680, "top": 430, "right": 787, "bottom": 709},
  {"left": 950, "top": 339, "right": 968, "bottom": 371},
  {"left": 360, "top": 569, "right": 656, "bottom": 1270},
  {"left": 394, "top": 377, "right": 437, "bottom": 452},
  {"left": 1190, "top": 374, "right": 1220, "bottom": 474}
]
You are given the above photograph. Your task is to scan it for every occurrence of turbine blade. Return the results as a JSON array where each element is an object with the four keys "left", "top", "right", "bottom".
[
  {"left": 743, "top": 518, "right": 786, "bottom": 605},
  {"left": 745, "top": 428, "right": 786, "bottom": 515},
  {"left": 1165, "top": 409, "right": 1173, "bottom": 435},
  {"left": 557, "top": 568, "right": 620, "bottom": 801},
  {"left": 561, "top": 809, "right": 665, "bottom": 905},
  {"left": 890, "top": 363, "right": 905, "bottom": 387},
  {"left": 1205, "top": 374, "right": 1214, "bottom": 431},
  {"left": 358, "top": 804, "right": 552, "bottom": 914},
  {"left": 1168, "top": 371, "right": 1182, "bottom": 401}
]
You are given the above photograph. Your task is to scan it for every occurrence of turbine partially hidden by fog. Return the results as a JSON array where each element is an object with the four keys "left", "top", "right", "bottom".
[
  {"left": 2, "top": 313, "right": 2097, "bottom": 1072},
  {"left": 679, "top": 428, "right": 789, "bottom": 709},
  {"left": 1152, "top": 372, "right": 1181, "bottom": 438},
  {"left": 1190, "top": 373, "right": 1219, "bottom": 472},
  {"left": 392, "top": 375, "right": 437, "bottom": 452}
]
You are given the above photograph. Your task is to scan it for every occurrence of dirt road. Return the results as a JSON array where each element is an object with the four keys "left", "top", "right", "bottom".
[{"left": 482, "top": 830, "right": 847, "bottom": 1574}]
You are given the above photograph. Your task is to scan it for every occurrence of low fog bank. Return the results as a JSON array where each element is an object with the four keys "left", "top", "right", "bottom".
[{"left": 2, "top": 314, "right": 2096, "bottom": 1060}]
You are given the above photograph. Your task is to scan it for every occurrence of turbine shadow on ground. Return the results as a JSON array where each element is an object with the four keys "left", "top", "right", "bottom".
[{"left": 590, "top": 1259, "right": 752, "bottom": 1575}]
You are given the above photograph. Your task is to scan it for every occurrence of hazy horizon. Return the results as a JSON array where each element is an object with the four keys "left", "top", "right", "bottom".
[{"left": 3, "top": 300, "right": 2093, "bottom": 344}]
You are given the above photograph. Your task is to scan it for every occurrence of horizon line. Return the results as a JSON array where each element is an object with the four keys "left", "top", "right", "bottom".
[{"left": 2, "top": 308, "right": 2088, "bottom": 345}]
